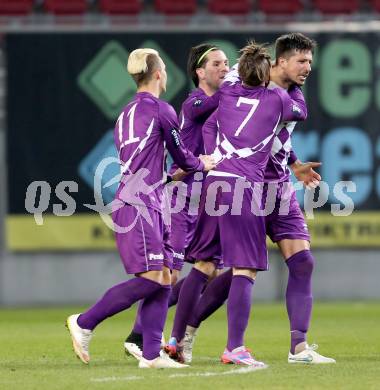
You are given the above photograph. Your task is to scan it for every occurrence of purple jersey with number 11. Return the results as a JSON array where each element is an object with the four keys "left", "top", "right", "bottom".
[
  {"left": 112, "top": 92, "right": 203, "bottom": 275},
  {"left": 114, "top": 92, "right": 203, "bottom": 213}
]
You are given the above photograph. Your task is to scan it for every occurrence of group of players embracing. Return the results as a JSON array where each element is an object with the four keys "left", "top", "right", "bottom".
[{"left": 67, "top": 32, "right": 336, "bottom": 369}]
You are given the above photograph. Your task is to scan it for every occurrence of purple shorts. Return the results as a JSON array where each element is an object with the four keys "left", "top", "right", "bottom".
[
  {"left": 112, "top": 203, "right": 173, "bottom": 275},
  {"left": 264, "top": 181, "right": 310, "bottom": 243},
  {"left": 171, "top": 209, "right": 197, "bottom": 271},
  {"left": 170, "top": 182, "right": 223, "bottom": 271},
  {"left": 170, "top": 185, "right": 198, "bottom": 271},
  {"left": 187, "top": 175, "right": 268, "bottom": 271}
]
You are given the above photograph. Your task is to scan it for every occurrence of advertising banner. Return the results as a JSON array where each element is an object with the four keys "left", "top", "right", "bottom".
[{"left": 6, "top": 32, "right": 380, "bottom": 250}]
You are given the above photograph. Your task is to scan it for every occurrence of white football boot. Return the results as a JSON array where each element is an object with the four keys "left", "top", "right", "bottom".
[
  {"left": 124, "top": 333, "right": 166, "bottom": 361},
  {"left": 288, "top": 344, "right": 336, "bottom": 364},
  {"left": 124, "top": 341, "right": 143, "bottom": 361},
  {"left": 66, "top": 314, "right": 93, "bottom": 364},
  {"left": 139, "top": 350, "right": 189, "bottom": 369}
]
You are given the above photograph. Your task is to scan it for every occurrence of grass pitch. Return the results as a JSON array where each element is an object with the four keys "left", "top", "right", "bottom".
[{"left": 0, "top": 302, "right": 379, "bottom": 390}]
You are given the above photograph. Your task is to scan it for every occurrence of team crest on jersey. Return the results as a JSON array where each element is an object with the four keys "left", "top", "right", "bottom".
[
  {"left": 193, "top": 99, "right": 203, "bottom": 107},
  {"left": 171, "top": 128, "right": 181, "bottom": 148},
  {"left": 292, "top": 104, "right": 302, "bottom": 115}
]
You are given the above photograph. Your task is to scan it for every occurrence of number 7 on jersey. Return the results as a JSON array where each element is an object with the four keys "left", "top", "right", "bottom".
[{"left": 234, "top": 97, "right": 260, "bottom": 137}]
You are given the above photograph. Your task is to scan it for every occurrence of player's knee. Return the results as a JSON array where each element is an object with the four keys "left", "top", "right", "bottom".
[
  {"left": 232, "top": 268, "right": 257, "bottom": 280},
  {"left": 213, "top": 269, "right": 223, "bottom": 278},
  {"left": 194, "top": 260, "right": 216, "bottom": 276},
  {"left": 289, "top": 250, "right": 314, "bottom": 278}
]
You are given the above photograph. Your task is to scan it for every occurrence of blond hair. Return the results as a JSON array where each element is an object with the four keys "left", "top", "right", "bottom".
[{"left": 127, "top": 48, "right": 162, "bottom": 86}]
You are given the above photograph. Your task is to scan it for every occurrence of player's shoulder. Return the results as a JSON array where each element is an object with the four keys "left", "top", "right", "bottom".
[
  {"left": 266, "top": 87, "right": 287, "bottom": 104},
  {"left": 185, "top": 88, "right": 207, "bottom": 104},
  {"left": 158, "top": 99, "right": 176, "bottom": 114},
  {"left": 219, "top": 81, "right": 240, "bottom": 97},
  {"left": 181, "top": 88, "right": 207, "bottom": 114},
  {"left": 156, "top": 99, "right": 177, "bottom": 122},
  {"left": 134, "top": 92, "right": 160, "bottom": 112}
]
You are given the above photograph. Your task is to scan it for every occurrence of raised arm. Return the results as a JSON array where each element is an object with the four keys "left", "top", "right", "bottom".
[
  {"left": 160, "top": 102, "right": 214, "bottom": 172},
  {"left": 274, "top": 85, "right": 308, "bottom": 122},
  {"left": 184, "top": 90, "right": 221, "bottom": 121},
  {"left": 222, "top": 63, "right": 240, "bottom": 85}
]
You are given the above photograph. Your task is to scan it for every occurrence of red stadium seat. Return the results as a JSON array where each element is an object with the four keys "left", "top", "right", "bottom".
[
  {"left": 312, "top": 0, "right": 359, "bottom": 14},
  {"left": 155, "top": 0, "right": 197, "bottom": 15},
  {"left": 258, "top": 0, "right": 303, "bottom": 15},
  {"left": 99, "top": 0, "right": 142, "bottom": 15},
  {"left": 369, "top": 0, "right": 380, "bottom": 12},
  {"left": 0, "top": 0, "right": 33, "bottom": 15},
  {"left": 208, "top": 0, "right": 251, "bottom": 15},
  {"left": 43, "top": 0, "right": 87, "bottom": 15}
]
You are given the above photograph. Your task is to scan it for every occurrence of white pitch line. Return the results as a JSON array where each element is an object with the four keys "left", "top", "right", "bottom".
[
  {"left": 90, "top": 365, "right": 268, "bottom": 383},
  {"left": 169, "top": 365, "right": 268, "bottom": 378},
  {"left": 91, "top": 376, "right": 141, "bottom": 383}
]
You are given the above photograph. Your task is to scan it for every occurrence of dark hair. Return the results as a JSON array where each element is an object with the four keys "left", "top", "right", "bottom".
[
  {"left": 187, "top": 44, "right": 219, "bottom": 87},
  {"left": 238, "top": 41, "right": 271, "bottom": 87},
  {"left": 130, "top": 53, "right": 161, "bottom": 86},
  {"left": 275, "top": 33, "right": 316, "bottom": 62}
]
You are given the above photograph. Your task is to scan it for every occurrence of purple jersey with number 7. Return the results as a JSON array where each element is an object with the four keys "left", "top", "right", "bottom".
[{"left": 203, "top": 82, "right": 307, "bottom": 183}]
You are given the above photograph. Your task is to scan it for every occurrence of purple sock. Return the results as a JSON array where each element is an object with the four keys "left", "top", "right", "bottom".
[
  {"left": 141, "top": 285, "right": 171, "bottom": 360},
  {"left": 132, "top": 300, "right": 144, "bottom": 334},
  {"left": 286, "top": 250, "right": 314, "bottom": 354},
  {"left": 171, "top": 268, "right": 209, "bottom": 341},
  {"left": 227, "top": 275, "right": 254, "bottom": 351},
  {"left": 168, "top": 277, "right": 186, "bottom": 307},
  {"left": 77, "top": 277, "right": 162, "bottom": 330},
  {"left": 188, "top": 269, "right": 232, "bottom": 328},
  {"left": 132, "top": 277, "right": 186, "bottom": 335}
]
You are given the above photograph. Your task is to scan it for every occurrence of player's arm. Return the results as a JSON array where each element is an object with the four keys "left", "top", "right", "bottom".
[
  {"left": 202, "top": 110, "right": 218, "bottom": 155},
  {"left": 275, "top": 85, "right": 308, "bottom": 122},
  {"left": 222, "top": 63, "right": 240, "bottom": 85},
  {"left": 183, "top": 62, "right": 240, "bottom": 122},
  {"left": 160, "top": 103, "right": 215, "bottom": 173},
  {"left": 184, "top": 90, "right": 221, "bottom": 121}
]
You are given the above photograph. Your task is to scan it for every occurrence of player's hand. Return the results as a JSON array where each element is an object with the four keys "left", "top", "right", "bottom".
[
  {"left": 291, "top": 160, "right": 322, "bottom": 189},
  {"left": 171, "top": 168, "right": 188, "bottom": 182},
  {"left": 199, "top": 154, "right": 216, "bottom": 172}
]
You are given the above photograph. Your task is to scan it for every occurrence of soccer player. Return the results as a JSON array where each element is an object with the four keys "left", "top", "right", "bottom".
[
  {"left": 123, "top": 44, "right": 229, "bottom": 359},
  {"left": 182, "top": 33, "right": 336, "bottom": 365},
  {"left": 66, "top": 48, "right": 215, "bottom": 369},
  {"left": 168, "top": 41, "right": 308, "bottom": 366}
]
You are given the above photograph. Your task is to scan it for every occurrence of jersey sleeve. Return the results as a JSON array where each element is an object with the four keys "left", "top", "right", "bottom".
[
  {"left": 159, "top": 102, "right": 204, "bottom": 172},
  {"left": 202, "top": 110, "right": 218, "bottom": 155},
  {"left": 183, "top": 90, "right": 221, "bottom": 121},
  {"left": 288, "top": 149, "right": 298, "bottom": 165},
  {"left": 273, "top": 86, "right": 308, "bottom": 122},
  {"left": 222, "top": 63, "right": 240, "bottom": 85}
]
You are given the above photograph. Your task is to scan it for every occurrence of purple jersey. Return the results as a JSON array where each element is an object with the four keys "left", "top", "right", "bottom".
[
  {"left": 170, "top": 88, "right": 220, "bottom": 184},
  {"left": 203, "top": 82, "right": 307, "bottom": 184},
  {"left": 168, "top": 88, "right": 220, "bottom": 268},
  {"left": 263, "top": 81, "right": 306, "bottom": 183},
  {"left": 114, "top": 92, "right": 203, "bottom": 213}
]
